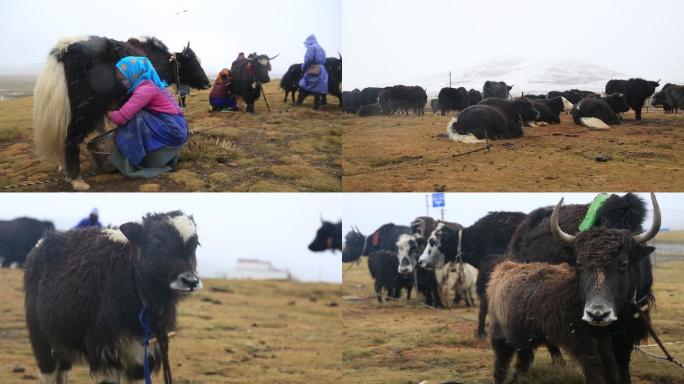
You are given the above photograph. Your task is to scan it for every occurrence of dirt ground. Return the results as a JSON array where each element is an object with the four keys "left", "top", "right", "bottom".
[
  {"left": 0, "top": 80, "right": 342, "bottom": 192},
  {"left": 342, "top": 258, "right": 684, "bottom": 384},
  {"left": 342, "top": 110, "right": 684, "bottom": 192},
  {"left": 0, "top": 269, "right": 341, "bottom": 384}
]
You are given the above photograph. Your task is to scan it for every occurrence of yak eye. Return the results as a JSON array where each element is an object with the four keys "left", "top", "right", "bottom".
[
  {"left": 620, "top": 261, "right": 629, "bottom": 271},
  {"left": 429, "top": 239, "right": 435, "bottom": 247}
]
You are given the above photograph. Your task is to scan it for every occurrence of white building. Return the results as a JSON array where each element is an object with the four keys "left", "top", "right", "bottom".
[{"left": 230, "top": 258, "right": 292, "bottom": 280}]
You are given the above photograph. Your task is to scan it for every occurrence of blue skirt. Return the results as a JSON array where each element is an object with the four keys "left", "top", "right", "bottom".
[{"left": 112, "top": 110, "right": 188, "bottom": 178}]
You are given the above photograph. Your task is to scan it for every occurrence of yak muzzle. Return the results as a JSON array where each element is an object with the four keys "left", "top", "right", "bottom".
[
  {"left": 582, "top": 303, "right": 617, "bottom": 326},
  {"left": 170, "top": 271, "right": 203, "bottom": 292}
]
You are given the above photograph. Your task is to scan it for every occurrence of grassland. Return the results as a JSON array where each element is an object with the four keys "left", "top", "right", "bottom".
[
  {"left": 342, "top": 110, "right": 684, "bottom": 192},
  {"left": 0, "top": 269, "right": 341, "bottom": 383},
  {"left": 0, "top": 80, "right": 343, "bottom": 191},
  {"left": 342, "top": 258, "right": 684, "bottom": 384}
]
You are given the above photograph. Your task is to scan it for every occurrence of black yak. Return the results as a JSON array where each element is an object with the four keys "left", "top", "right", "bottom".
[
  {"left": 360, "top": 87, "right": 384, "bottom": 106},
  {"left": 309, "top": 220, "right": 342, "bottom": 252},
  {"left": 24, "top": 211, "right": 202, "bottom": 383},
  {"left": 483, "top": 81, "right": 512, "bottom": 99},
  {"left": 662, "top": 84, "right": 684, "bottom": 114},
  {"left": 467, "top": 89, "right": 483, "bottom": 106},
  {"left": 489, "top": 194, "right": 660, "bottom": 384},
  {"left": 342, "top": 223, "right": 409, "bottom": 263},
  {"left": 417, "top": 211, "right": 527, "bottom": 338},
  {"left": 0, "top": 217, "right": 54, "bottom": 267},
  {"left": 607, "top": 78, "right": 660, "bottom": 120},
  {"left": 230, "top": 52, "right": 279, "bottom": 113},
  {"left": 368, "top": 250, "right": 413, "bottom": 303},
  {"left": 33, "top": 36, "right": 210, "bottom": 191},
  {"left": 280, "top": 63, "right": 303, "bottom": 103},
  {"left": 529, "top": 96, "right": 574, "bottom": 125},
  {"left": 446, "top": 97, "right": 538, "bottom": 142},
  {"left": 357, "top": 103, "right": 383, "bottom": 117},
  {"left": 572, "top": 96, "right": 622, "bottom": 129},
  {"left": 437, "top": 87, "right": 469, "bottom": 115},
  {"left": 430, "top": 99, "right": 440, "bottom": 114},
  {"left": 342, "top": 89, "right": 362, "bottom": 114},
  {"left": 378, "top": 85, "right": 427, "bottom": 115}
]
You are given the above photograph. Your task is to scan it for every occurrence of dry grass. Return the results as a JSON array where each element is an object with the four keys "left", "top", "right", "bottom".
[
  {"left": 655, "top": 231, "right": 684, "bottom": 243},
  {"left": 0, "top": 269, "right": 341, "bottom": 384},
  {"left": 342, "top": 110, "right": 684, "bottom": 192},
  {"left": 0, "top": 80, "right": 342, "bottom": 191},
  {"left": 342, "top": 258, "right": 684, "bottom": 384}
]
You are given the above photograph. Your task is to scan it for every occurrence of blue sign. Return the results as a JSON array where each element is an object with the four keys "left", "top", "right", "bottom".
[{"left": 432, "top": 193, "right": 445, "bottom": 208}]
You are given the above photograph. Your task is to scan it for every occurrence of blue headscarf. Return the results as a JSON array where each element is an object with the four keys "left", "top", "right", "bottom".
[{"left": 115, "top": 56, "right": 168, "bottom": 94}]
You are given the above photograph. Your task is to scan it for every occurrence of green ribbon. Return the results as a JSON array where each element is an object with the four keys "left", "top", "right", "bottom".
[{"left": 578, "top": 193, "right": 610, "bottom": 232}]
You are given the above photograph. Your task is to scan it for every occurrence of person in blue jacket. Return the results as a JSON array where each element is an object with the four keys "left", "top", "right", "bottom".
[
  {"left": 297, "top": 34, "right": 328, "bottom": 110},
  {"left": 75, "top": 208, "right": 102, "bottom": 228}
]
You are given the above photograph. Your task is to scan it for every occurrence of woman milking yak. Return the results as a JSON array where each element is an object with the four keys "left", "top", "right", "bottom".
[{"left": 106, "top": 56, "right": 189, "bottom": 179}]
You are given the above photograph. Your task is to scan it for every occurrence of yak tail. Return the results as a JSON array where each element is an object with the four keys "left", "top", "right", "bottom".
[
  {"left": 579, "top": 117, "right": 609, "bottom": 130},
  {"left": 446, "top": 117, "right": 486, "bottom": 144},
  {"left": 33, "top": 55, "right": 70, "bottom": 168}
]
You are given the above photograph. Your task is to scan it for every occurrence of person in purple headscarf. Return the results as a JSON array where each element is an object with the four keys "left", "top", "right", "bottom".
[{"left": 297, "top": 34, "right": 328, "bottom": 110}]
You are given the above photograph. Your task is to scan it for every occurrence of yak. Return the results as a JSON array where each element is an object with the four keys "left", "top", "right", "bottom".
[
  {"left": 417, "top": 211, "right": 527, "bottom": 338},
  {"left": 308, "top": 220, "right": 342, "bottom": 252},
  {"left": 378, "top": 85, "right": 427, "bottom": 115},
  {"left": 230, "top": 52, "right": 279, "bottom": 113},
  {"left": 437, "top": 87, "right": 469, "bottom": 115},
  {"left": 662, "top": 84, "right": 684, "bottom": 114},
  {"left": 342, "top": 223, "right": 409, "bottom": 263},
  {"left": 467, "top": 89, "right": 483, "bottom": 106},
  {"left": 24, "top": 211, "right": 202, "bottom": 383},
  {"left": 606, "top": 78, "right": 660, "bottom": 120},
  {"left": 33, "top": 36, "right": 211, "bottom": 191},
  {"left": 489, "top": 194, "right": 660, "bottom": 384},
  {"left": 360, "top": 87, "right": 385, "bottom": 106},
  {"left": 572, "top": 96, "right": 622, "bottom": 129},
  {"left": 368, "top": 250, "right": 413, "bottom": 303},
  {"left": 280, "top": 63, "right": 303, "bottom": 103},
  {"left": 529, "top": 96, "right": 574, "bottom": 125},
  {"left": 430, "top": 99, "right": 440, "bottom": 114},
  {"left": 357, "top": 103, "right": 383, "bottom": 117},
  {"left": 446, "top": 97, "right": 538, "bottom": 143},
  {"left": 483, "top": 81, "right": 513, "bottom": 99},
  {"left": 0, "top": 217, "right": 54, "bottom": 267},
  {"left": 342, "top": 89, "right": 362, "bottom": 114}
]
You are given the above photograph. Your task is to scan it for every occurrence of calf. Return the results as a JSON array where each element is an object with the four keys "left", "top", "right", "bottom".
[
  {"left": 24, "top": 211, "right": 202, "bottom": 383},
  {"left": 280, "top": 63, "right": 303, "bottom": 103},
  {"left": 309, "top": 220, "right": 342, "bottom": 252},
  {"left": 488, "top": 195, "right": 660, "bottom": 384},
  {"left": 342, "top": 89, "right": 362, "bottom": 114},
  {"left": 357, "top": 103, "right": 383, "bottom": 117},
  {"left": 529, "top": 96, "right": 573, "bottom": 125},
  {"left": 368, "top": 250, "right": 413, "bottom": 303},
  {"left": 438, "top": 87, "right": 469, "bottom": 115},
  {"left": 342, "top": 223, "right": 409, "bottom": 263},
  {"left": 435, "top": 261, "right": 478, "bottom": 308},
  {"left": 0, "top": 217, "right": 54, "bottom": 267},
  {"left": 430, "top": 99, "right": 440, "bottom": 114}
]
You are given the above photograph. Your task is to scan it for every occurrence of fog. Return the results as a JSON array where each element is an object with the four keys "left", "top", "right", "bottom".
[{"left": 0, "top": 0, "right": 341, "bottom": 76}]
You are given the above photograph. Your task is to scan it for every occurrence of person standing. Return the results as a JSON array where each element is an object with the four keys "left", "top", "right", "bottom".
[
  {"left": 297, "top": 34, "right": 328, "bottom": 110},
  {"left": 75, "top": 208, "right": 102, "bottom": 228}
]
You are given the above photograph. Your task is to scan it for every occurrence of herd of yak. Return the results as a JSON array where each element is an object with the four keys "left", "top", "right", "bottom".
[
  {"left": 339, "top": 78, "right": 683, "bottom": 143},
  {"left": 345, "top": 193, "right": 663, "bottom": 383}
]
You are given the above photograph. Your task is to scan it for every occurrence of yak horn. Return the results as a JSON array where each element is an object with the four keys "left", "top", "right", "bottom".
[
  {"left": 550, "top": 197, "right": 576, "bottom": 244},
  {"left": 633, "top": 193, "right": 661, "bottom": 243},
  {"left": 338, "top": 51, "right": 342, "bottom": 60},
  {"left": 268, "top": 54, "right": 280, "bottom": 60}
]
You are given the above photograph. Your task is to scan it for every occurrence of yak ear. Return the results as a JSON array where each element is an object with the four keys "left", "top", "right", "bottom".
[
  {"left": 186, "top": 41, "right": 190, "bottom": 49},
  {"left": 631, "top": 244, "right": 655, "bottom": 263},
  {"left": 120, "top": 222, "right": 143, "bottom": 245}
]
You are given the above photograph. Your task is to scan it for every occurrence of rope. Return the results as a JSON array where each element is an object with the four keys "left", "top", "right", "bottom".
[
  {"left": 0, "top": 170, "right": 100, "bottom": 190},
  {"left": 633, "top": 299, "right": 684, "bottom": 369},
  {"left": 138, "top": 306, "right": 153, "bottom": 384},
  {"left": 343, "top": 144, "right": 492, "bottom": 177}
]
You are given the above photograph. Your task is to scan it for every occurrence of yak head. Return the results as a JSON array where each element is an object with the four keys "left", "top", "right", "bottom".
[
  {"left": 176, "top": 42, "right": 211, "bottom": 90},
  {"left": 418, "top": 223, "right": 458, "bottom": 270},
  {"left": 396, "top": 234, "right": 426, "bottom": 274},
  {"left": 120, "top": 211, "right": 202, "bottom": 295},
  {"left": 550, "top": 193, "right": 660, "bottom": 327},
  {"left": 603, "top": 93, "right": 630, "bottom": 114},
  {"left": 326, "top": 55, "right": 342, "bottom": 81},
  {"left": 342, "top": 227, "right": 366, "bottom": 263},
  {"left": 247, "top": 53, "right": 279, "bottom": 84},
  {"left": 512, "top": 97, "right": 540, "bottom": 124},
  {"left": 309, "top": 219, "right": 341, "bottom": 252}
]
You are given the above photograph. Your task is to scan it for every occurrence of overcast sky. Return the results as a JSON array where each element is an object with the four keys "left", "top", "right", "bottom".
[
  {"left": 342, "top": 193, "right": 684, "bottom": 236},
  {"left": 342, "top": 0, "right": 684, "bottom": 89},
  {"left": 0, "top": 193, "right": 341, "bottom": 283},
  {"left": 0, "top": 0, "right": 341, "bottom": 76}
]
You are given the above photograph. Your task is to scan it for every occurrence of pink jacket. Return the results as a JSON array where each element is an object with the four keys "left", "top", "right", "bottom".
[{"left": 109, "top": 80, "right": 182, "bottom": 125}]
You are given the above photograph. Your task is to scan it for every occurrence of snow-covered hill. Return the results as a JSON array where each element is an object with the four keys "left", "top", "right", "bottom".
[{"left": 418, "top": 58, "right": 626, "bottom": 97}]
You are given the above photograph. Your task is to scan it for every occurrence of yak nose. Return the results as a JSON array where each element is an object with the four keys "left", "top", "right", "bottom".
[
  {"left": 582, "top": 303, "right": 616, "bottom": 325},
  {"left": 181, "top": 272, "right": 202, "bottom": 290}
]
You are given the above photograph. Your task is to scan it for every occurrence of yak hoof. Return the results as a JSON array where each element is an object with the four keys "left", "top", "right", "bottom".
[{"left": 71, "top": 178, "right": 90, "bottom": 191}]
